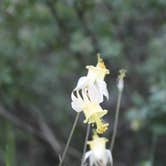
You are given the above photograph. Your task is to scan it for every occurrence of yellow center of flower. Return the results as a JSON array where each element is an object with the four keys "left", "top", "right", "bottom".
[
  {"left": 88, "top": 134, "right": 108, "bottom": 150},
  {"left": 86, "top": 54, "right": 109, "bottom": 81},
  {"left": 95, "top": 116, "right": 109, "bottom": 134},
  {"left": 82, "top": 102, "right": 109, "bottom": 134},
  {"left": 96, "top": 53, "right": 107, "bottom": 69}
]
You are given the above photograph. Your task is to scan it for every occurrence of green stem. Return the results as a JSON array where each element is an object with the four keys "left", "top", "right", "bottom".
[
  {"left": 58, "top": 112, "right": 80, "bottom": 166},
  {"left": 110, "top": 90, "right": 122, "bottom": 151},
  {"left": 150, "top": 133, "right": 158, "bottom": 166},
  {"left": 81, "top": 124, "right": 90, "bottom": 166},
  {"left": 5, "top": 123, "right": 15, "bottom": 166}
]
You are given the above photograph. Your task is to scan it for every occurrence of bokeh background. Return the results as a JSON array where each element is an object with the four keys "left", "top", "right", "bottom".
[{"left": 0, "top": 0, "right": 166, "bottom": 166}]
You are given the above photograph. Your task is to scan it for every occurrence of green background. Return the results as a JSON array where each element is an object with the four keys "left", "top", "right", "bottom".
[{"left": 0, "top": 0, "right": 165, "bottom": 165}]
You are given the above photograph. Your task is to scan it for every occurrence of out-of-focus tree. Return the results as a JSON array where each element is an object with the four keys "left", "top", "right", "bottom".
[{"left": 0, "top": 0, "right": 165, "bottom": 165}]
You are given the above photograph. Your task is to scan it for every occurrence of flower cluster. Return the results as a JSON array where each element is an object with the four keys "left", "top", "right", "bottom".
[
  {"left": 71, "top": 55, "right": 113, "bottom": 166},
  {"left": 71, "top": 54, "right": 110, "bottom": 134},
  {"left": 70, "top": 55, "right": 127, "bottom": 166}
]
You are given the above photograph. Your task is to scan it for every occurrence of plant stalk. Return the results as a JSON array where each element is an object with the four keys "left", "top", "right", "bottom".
[
  {"left": 58, "top": 112, "right": 80, "bottom": 166},
  {"left": 110, "top": 90, "right": 122, "bottom": 151},
  {"left": 81, "top": 124, "right": 90, "bottom": 166},
  {"left": 150, "top": 133, "right": 158, "bottom": 166}
]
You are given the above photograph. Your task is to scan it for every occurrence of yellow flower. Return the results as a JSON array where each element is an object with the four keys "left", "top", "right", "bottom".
[
  {"left": 83, "top": 133, "right": 113, "bottom": 166},
  {"left": 74, "top": 54, "right": 110, "bottom": 103},
  {"left": 71, "top": 89, "right": 109, "bottom": 134}
]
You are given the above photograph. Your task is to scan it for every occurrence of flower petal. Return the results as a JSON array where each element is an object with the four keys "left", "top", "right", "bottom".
[
  {"left": 106, "top": 150, "right": 113, "bottom": 166},
  {"left": 74, "top": 76, "right": 88, "bottom": 90},
  {"left": 71, "top": 91, "right": 84, "bottom": 112},
  {"left": 83, "top": 151, "right": 92, "bottom": 166},
  {"left": 71, "top": 91, "right": 83, "bottom": 102},
  {"left": 96, "top": 80, "right": 109, "bottom": 100},
  {"left": 71, "top": 91, "right": 78, "bottom": 101},
  {"left": 84, "top": 151, "right": 92, "bottom": 160},
  {"left": 71, "top": 101, "right": 82, "bottom": 112},
  {"left": 88, "top": 84, "right": 103, "bottom": 103},
  {"left": 81, "top": 89, "right": 90, "bottom": 102}
]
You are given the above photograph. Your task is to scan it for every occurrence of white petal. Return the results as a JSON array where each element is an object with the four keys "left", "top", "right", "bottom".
[
  {"left": 84, "top": 151, "right": 92, "bottom": 160},
  {"left": 71, "top": 91, "right": 78, "bottom": 102},
  {"left": 71, "top": 101, "right": 82, "bottom": 112},
  {"left": 88, "top": 84, "right": 103, "bottom": 103},
  {"left": 71, "top": 91, "right": 83, "bottom": 102},
  {"left": 74, "top": 76, "right": 88, "bottom": 90},
  {"left": 106, "top": 150, "right": 113, "bottom": 166},
  {"left": 96, "top": 80, "right": 109, "bottom": 100},
  {"left": 89, "top": 153, "right": 95, "bottom": 166},
  {"left": 81, "top": 89, "right": 90, "bottom": 102},
  {"left": 71, "top": 91, "right": 84, "bottom": 112},
  {"left": 83, "top": 151, "right": 92, "bottom": 166}
]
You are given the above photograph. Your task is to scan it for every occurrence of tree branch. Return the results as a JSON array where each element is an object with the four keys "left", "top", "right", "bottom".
[{"left": 0, "top": 105, "right": 81, "bottom": 160}]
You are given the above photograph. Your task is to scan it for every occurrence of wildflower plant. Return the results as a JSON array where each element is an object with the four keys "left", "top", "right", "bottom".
[{"left": 59, "top": 55, "right": 126, "bottom": 166}]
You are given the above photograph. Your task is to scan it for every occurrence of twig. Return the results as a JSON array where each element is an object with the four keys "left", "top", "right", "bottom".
[
  {"left": 81, "top": 124, "right": 90, "bottom": 166},
  {"left": 150, "top": 133, "right": 158, "bottom": 166},
  {"left": 0, "top": 105, "right": 81, "bottom": 160},
  {"left": 58, "top": 112, "right": 80, "bottom": 166},
  {"left": 110, "top": 90, "right": 122, "bottom": 151}
]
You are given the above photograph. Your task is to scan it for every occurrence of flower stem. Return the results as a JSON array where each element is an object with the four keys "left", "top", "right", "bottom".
[
  {"left": 110, "top": 90, "right": 122, "bottom": 151},
  {"left": 58, "top": 112, "right": 80, "bottom": 166},
  {"left": 81, "top": 124, "right": 91, "bottom": 166},
  {"left": 150, "top": 133, "right": 158, "bottom": 166}
]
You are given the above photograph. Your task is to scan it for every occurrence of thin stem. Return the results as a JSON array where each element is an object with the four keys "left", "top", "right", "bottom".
[
  {"left": 150, "top": 133, "right": 158, "bottom": 166},
  {"left": 81, "top": 124, "right": 91, "bottom": 166},
  {"left": 110, "top": 90, "right": 122, "bottom": 151},
  {"left": 58, "top": 112, "right": 80, "bottom": 166}
]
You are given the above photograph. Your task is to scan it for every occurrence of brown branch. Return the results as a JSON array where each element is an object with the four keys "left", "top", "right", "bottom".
[{"left": 0, "top": 105, "right": 81, "bottom": 160}]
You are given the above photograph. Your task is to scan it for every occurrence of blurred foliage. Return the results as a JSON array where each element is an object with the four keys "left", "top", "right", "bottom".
[
  {"left": 5, "top": 124, "right": 16, "bottom": 166},
  {"left": 0, "top": 0, "right": 166, "bottom": 165}
]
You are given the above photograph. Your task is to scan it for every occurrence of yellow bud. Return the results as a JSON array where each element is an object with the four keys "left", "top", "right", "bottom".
[{"left": 118, "top": 69, "right": 127, "bottom": 80}]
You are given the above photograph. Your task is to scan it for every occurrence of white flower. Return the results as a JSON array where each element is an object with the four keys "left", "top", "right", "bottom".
[
  {"left": 74, "top": 54, "right": 110, "bottom": 103},
  {"left": 83, "top": 134, "right": 113, "bottom": 166},
  {"left": 71, "top": 89, "right": 109, "bottom": 134}
]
